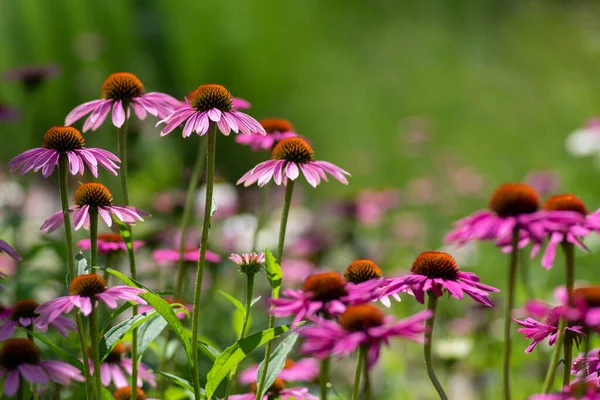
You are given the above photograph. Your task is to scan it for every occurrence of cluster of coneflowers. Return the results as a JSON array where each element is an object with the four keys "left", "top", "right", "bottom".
[{"left": 0, "top": 68, "right": 598, "bottom": 400}]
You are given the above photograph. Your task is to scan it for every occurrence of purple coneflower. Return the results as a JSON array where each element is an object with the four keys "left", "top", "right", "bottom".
[
  {"left": 152, "top": 247, "right": 221, "bottom": 264},
  {"left": 0, "top": 338, "right": 84, "bottom": 396},
  {"left": 344, "top": 259, "right": 397, "bottom": 307},
  {"left": 529, "top": 379, "right": 600, "bottom": 399},
  {"left": 229, "top": 252, "right": 265, "bottom": 275},
  {"left": 236, "top": 118, "right": 298, "bottom": 151},
  {"left": 0, "top": 299, "right": 76, "bottom": 340},
  {"left": 237, "top": 137, "right": 350, "bottom": 188},
  {"left": 36, "top": 274, "right": 146, "bottom": 325},
  {"left": 157, "top": 84, "right": 265, "bottom": 137},
  {"left": 445, "top": 182, "right": 544, "bottom": 245},
  {"left": 573, "top": 348, "right": 600, "bottom": 377},
  {"left": 77, "top": 232, "right": 144, "bottom": 255},
  {"left": 65, "top": 72, "right": 179, "bottom": 131},
  {"left": 4, "top": 64, "right": 60, "bottom": 91},
  {"left": 113, "top": 386, "right": 160, "bottom": 400},
  {"left": 514, "top": 303, "right": 585, "bottom": 353},
  {"left": 300, "top": 304, "right": 431, "bottom": 366},
  {"left": 239, "top": 358, "right": 319, "bottom": 384},
  {"left": 88, "top": 343, "right": 156, "bottom": 388},
  {"left": 564, "top": 286, "right": 600, "bottom": 327},
  {"left": 269, "top": 271, "right": 380, "bottom": 326},
  {"left": 380, "top": 251, "right": 499, "bottom": 307},
  {"left": 40, "top": 182, "right": 147, "bottom": 233},
  {"left": 8, "top": 126, "right": 120, "bottom": 178},
  {"left": 0, "top": 239, "right": 21, "bottom": 262},
  {"left": 228, "top": 378, "right": 318, "bottom": 400}
]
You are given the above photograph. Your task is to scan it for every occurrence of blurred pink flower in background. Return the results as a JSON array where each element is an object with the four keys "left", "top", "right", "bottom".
[
  {"left": 355, "top": 188, "right": 400, "bottom": 226},
  {"left": 405, "top": 177, "right": 436, "bottom": 205},
  {"left": 525, "top": 170, "right": 560, "bottom": 198},
  {"left": 281, "top": 259, "right": 318, "bottom": 286}
]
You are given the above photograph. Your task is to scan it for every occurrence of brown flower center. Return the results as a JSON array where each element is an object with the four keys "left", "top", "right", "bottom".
[
  {"left": 543, "top": 194, "right": 588, "bottom": 215},
  {"left": 272, "top": 137, "right": 314, "bottom": 163},
  {"left": 302, "top": 272, "right": 347, "bottom": 302},
  {"left": 187, "top": 84, "right": 233, "bottom": 112},
  {"left": 0, "top": 339, "right": 41, "bottom": 370},
  {"left": 411, "top": 251, "right": 460, "bottom": 280},
  {"left": 11, "top": 299, "right": 40, "bottom": 322},
  {"left": 97, "top": 233, "right": 124, "bottom": 243},
  {"left": 251, "top": 378, "right": 286, "bottom": 395},
  {"left": 101, "top": 72, "right": 144, "bottom": 101},
  {"left": 74, "top": 183, "right": 113, "bottom": 208},
  {"left": 41, "top": 126, "right": 85, "bottom": 152},
  {"left": 488, "top": 183, "right": 540, "bottom": 217},
  {"left": 344, "top": 259, "right": 383, "bottom": 284},
  {"left": 105, "top": 343, "right": 125, "bottom": 364},
  {"left": 69, "top": 274, "right": 107, "bottom": 297},
  {"left": 283, "top": 359, "right": 295, "bottom": 369},
  {"left": 113, "top": 386, "right": 146, "bottom": 400},
  {"left": 339, "top": 304, "right": 385, "bottom": 331},
  {"left": 260, "top": 118, "right": 295, "bottom": 133},
  {"left": 573, "top": 286, "right": 600, "bottom": 308}
]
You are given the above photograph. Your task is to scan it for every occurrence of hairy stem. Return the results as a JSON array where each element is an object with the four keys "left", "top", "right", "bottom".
[
  {"left": 320, "top": 357, "right": 330, "bottom": 400},
  {"left": 541, "top": 318, "right": 567, "bottom": 393},
  {"left": 424, "top": 294, "right": 448, "bottom": 400},
  {"left": 352, "top": 345, "right": 366, "bottom": 400},
  {"left": 502, "top": 227, "right": 519, "bottom": 400},
  {"left": 88, "top": 307, "right": 101, "bottom": 400}
]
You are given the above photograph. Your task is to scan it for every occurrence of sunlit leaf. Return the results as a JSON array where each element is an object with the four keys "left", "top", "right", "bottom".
[
  {"left": 264, "top": 248, "right": 282, "bottom": 296},
  {"left": 256, "top": 332, "right": 299, "bottom": 398}
]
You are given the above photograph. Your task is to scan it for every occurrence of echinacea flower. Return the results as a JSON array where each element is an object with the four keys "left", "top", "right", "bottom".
[
  {"left": 236, "top": 118, "right": 298, "bottom": 151},
  {"left": 239, "top": 358, "right": 319, "bottom": 384},
  {"left": 573, "top": 348, "right": 600, "bottom": 377},
  {"left": 237, "top": 137, "right": 350, "bottom": 188},
  {"left": 40, "top": 182, "right": 148, "bottom": 233},
  {"left": 270, "top": 271, "right": 384, "bottom": 327},
  {"left": 281, "top": 259, "right": 318, "bottom": 286},
  {"left": 113, "top": 386, "right": 160, "bottom": 400},
  {"left": 381, "top": 251, "right": 500, "bottom": 307},
  {"left": 344, "top": 259, "right": 397, "bottom": 307},
  {"left": 65, "top": 72, "right": 179, "bottom": 131},
  {"left": 300, "top": 304, "right": 432, "bottom": 366},
  {"left": 514, "top": 303, "right": 585, "bottom": 353},
  {"left": 525, "top": 170, "right": 560, "bottom": 198},
  {"left": 529, "top": 379, "right": 600, "bottom": 400},
  {"left": 564, "top": 286, "right": 600, "bottom": 327},
  {"left": 8, "top": 126, "right": 120, "bottom": 178},
  {"left": 0, "top": 239, "right": 21, "bottom": 262},
  {"left": 445, "top": 183, "right": 544, "bottom": 245},
  {"left": 152, "top": 247, "right": 221, "bottom": 264},
  {"left": 77, "top": 233, "right": 145, "bottom": 255},
  {"left": 88, "top": 343, "right": 156, "bottom": 388},
  {"left": 157, "top": 84, "right": 265, "bottom": 137},
  {"left": 36, "top": 274, "right": 146, "bottom": 325},
  {"left": 0, "top": 299, "right": 76, "bottom": 340},
  {"left": 229, "top": 252, "right": 265, "bottom": 275},
  {"left": 0, "top": 338, "right": 84, "bottom": 397},
  {"left": 4, "top": 64, "right": 60, "bottom": 91},
  {"left": 227, "top": 378, "right": 318, "bottom": 400}
]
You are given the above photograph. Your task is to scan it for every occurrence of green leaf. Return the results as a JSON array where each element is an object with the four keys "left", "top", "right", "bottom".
[
  {"left": 99, "top": 309, "right": 159, "bottom": 362},
  {"left": 137, "top": 314, "right": 168, "bottom": 359},
  {"left": 264, "top": 248, "right": 282, "bottom": 297},
  {"left": 256, "top": 332, "right": 299, "bottom": 398},
  {"left": 218, "top": 290, "right": 245, "bottom": 315},
  {"left": 204, "top": 325, "right": 291, "bottom": 399},
  {"left": 156, "top": 371, "right": 194, "bottom": 392},
  {"left": 101, "top": 301, "right": 133, "bottom": 335},
  {"left": 104, "top": 268, "right": 192, "bottom": 365},
  {"left": 114, "top": 218, "right": 134, "bottom": 252},
  {"left": 182, "top": 328, "right": 221, "bottom": 360},
  {"left": 17, "top": 328, "right": 83, "bottom": 370},
  {"left": 101, "top": 387, "right": 113, "bottom": 400}
]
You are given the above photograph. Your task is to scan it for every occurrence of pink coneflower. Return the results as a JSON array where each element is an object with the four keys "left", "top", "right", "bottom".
[
  {"left": 65, "top": 72, "right": 179, "bottom": 131},
  {"left": 228, "top": 378, "right": 318, "bottom": 400},
  {"left": 157, "top": 84, "right": 265, "bottom": 137},
  {"left": 77, "top": 233, "right": 144, "bottom": 255},
  {"left": 237, "top": 137, "right": 350, "bottom": 188},
  {"left": 0, "top": 338, "right": 84, "bottom": 396},
  {"left": 525, "top": 170, "right": 560, "bottom": 198},
  {"left": 0, "top": 299, "right": 76, "bottom": 340},
  {"left": 343, "top": 259, "right": 398, "bottom": 307},
  {"left": 235, "top": 118, "right": 298, "bottom": 151},
  {"left": 40, "top": 182, "right": 148, "bottom": 233},
  {"left": 229, "top": 252, "right": 264, "bottom": 275},
  {"left": 573, "top": 348, "right": 600, "bottom": 377},
  {"left": 113, "top": 386, "right": 160, "bottom": 400},
  {"left": 233, "top": 98, "right": 251, "bottom": 110},
  {"left": 8, "top": 126, "right": 120, "bottom": 178},
  {"left": 0, "top": 239, "right": 21, "bottom": 262},
  {"left": 529, "top": 380, "right": 600, "bottom": 399},
  {"left": 514, "top": 304, "right": 585, "bottom": 353},
  {"left": 269, "top": 271, "right": 383, "bottom": 326},
  {"left": 239, "top": 358, "right": 319, "bottom": 384},
  {"left": 281, "top": 259, "right": 318, "bottom": 286},
  {"left": 4, "top": 64, "right": 60, "bottom": 91},
  {"left": 380, "top": 251, "right": 500, "bottom": 307},
  {"left": 88, "top": 343, "right": 156, "bottom": 388},
  {"left": 36, "top": 274, "right": 146, "bottom": 325},
  {"left": 138, "top": 297, "right": 192, "bottom": 320},
  {"left": 445, "top": 183, "right": 544, "bottom": 245},
  {"left": 565, "top": 286, "right": 600, "bottom": 327},
  {"left": 152, "top": 247, "right": 221, "bottom": 264},
  {"left": 300, "top": 304, "right": 431, "bottom": 366}
]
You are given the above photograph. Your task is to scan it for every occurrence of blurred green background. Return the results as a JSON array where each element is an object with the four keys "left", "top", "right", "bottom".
[{"left": 2, "top": 0, "right": 600, "bottom": 399}]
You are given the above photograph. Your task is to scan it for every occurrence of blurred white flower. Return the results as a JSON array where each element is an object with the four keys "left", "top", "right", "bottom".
[
  {"left": 435, "top": 337, "right": 474, "bottom": 360},
  {"left": 566, "top": 118, "right": 600, "bottom": 159}
]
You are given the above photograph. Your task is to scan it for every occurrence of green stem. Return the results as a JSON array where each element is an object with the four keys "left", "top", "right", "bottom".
[
  {"left": 320, "top": 357, "right": 330, "bottom": 400},
  {"left": 224, "top": 273, "right": 256, "bottom": 399},
  {"left": 362, "top": 344, "right": 371, "bottom": 400},
  {"left": 424, "top": 294, "right": 448, "bottom": 400},
  {"left": 88, "top": 307, "right": 101, "bottom": 400},
  {"left": 541, "top": 317, "right": 567, "bottom": 393},
  {"left": 191, "top": 123, "right": 217, "bottom": 400},
  {"left": 117, "top": 118, "right": 130, "bottom": 206},
  {"left": 351, "top": 346, "right": 365, "bottom": 400},
  {"left": 563, "top": 337, "right": 573, "bottom": 386},
  {"left": 58, "top": 155, "right": 93, "bottom": 400},
  {"left": 103, "top": 252, "right": 114, "bottom": 285},
  {"left": 255, "top": 180, "right": 295, "bottom": 399},
  {"left": 17, "top": 379, "right": 25, "bottom": 400},
  {"left": 502, "top": 227, "right": 519, "bottom": 400},
  {"left": 175, "top": 136, "right": 206, "bottom": 295},
  {"left": 89, "top": 209, "right": 98, "bottom": 268},
  {"left": 563, "top": 242, "right": 575, "bottom": 387},
  {"left": 251, "top": 187, "right": 269, "bottom": 251}
]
